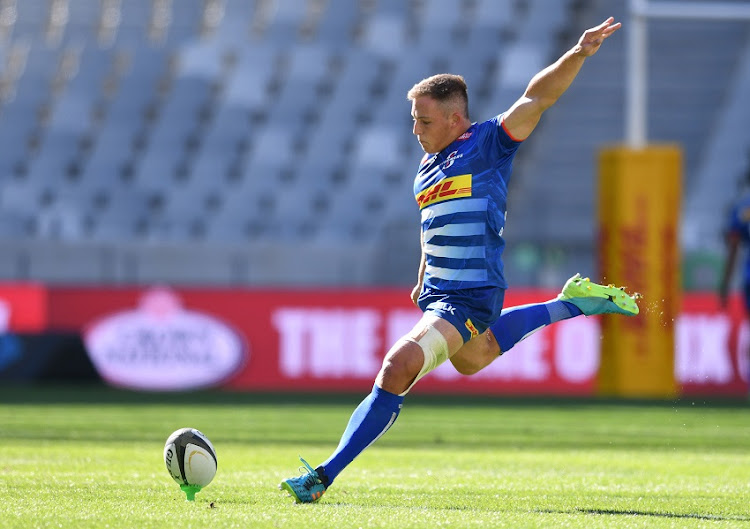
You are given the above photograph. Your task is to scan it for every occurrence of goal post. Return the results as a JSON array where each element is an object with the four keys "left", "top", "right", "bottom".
[
  {"left": 597, "top": 145, "right": 681, "bottom": 398},
  {"left": 626, "top": 0, "right": 750, "bottom": 148},
  {"left": 597, "top": 1, "right": 750, "bottom": 397}
]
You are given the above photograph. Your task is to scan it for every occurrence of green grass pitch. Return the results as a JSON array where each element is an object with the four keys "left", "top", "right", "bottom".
[{"left": 1, "top": 386, "right": 749, "bottom": 529}]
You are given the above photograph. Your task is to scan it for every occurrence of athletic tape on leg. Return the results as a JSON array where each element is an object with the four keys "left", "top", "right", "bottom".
[{"left": 399, "top": 324, "right": 450, "bottom": 396}]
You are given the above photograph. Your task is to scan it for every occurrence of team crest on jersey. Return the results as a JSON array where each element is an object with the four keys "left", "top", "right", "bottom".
[
  {"left": 416, "top": 174, "right": 472, "bottom": 209},
  {"left": 465, "top": 319, "right": 479, "bottom": 338},
  {"left": 457, "top": 131, "right": 473, "bottom": 141},
  {"left": 441, "top": 150, "right": 463, "bottom": 170}
]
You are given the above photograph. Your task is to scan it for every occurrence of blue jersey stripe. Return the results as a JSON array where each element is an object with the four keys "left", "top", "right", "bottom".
[
  {"left": 430, "top": 256, "right": 486, "bottom": 269},
  {"left": 428, "top": 235, "right": 486, "bottom": 248}
]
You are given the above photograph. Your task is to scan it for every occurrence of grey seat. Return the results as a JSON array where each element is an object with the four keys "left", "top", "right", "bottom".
[
  {"left": 63, "top": 0, "right": 101, "bottom": 43},
  {"left": 315, "top": 0, "right": 360, "bottom": 46},
  {"left": 87, "top": 184, "right": 151, "bottom": 241},
  {"left": 26, "top": 130, "right": 81, "bottom": 187},
  {"left": 116, "top": 1, "right": 156, "bottom": 46},
  {"left": 223, "top": 44, "right": 276, "bottom": 110},
  {"left": 212, "top": 0, "right": 257, "bottom": 46},
  {"left": 12, "top": 0, "right": 49, "bottom": 39},
  {"left": 165, "top": 0, "right": 204, "bottom": 46},
  {"left": 261, "top": 0, "right": 309, "bottom": 45}
]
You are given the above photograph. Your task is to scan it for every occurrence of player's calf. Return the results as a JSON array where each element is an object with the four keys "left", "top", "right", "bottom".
[{"left": 449, "top": 330, "right": 499, "bottom": 375}]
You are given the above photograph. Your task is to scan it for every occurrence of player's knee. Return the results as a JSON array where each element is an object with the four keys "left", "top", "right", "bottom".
[
  {"left": 397, "top": 325, "right": 451, "bottom": 396},
  {"left": 377, "top": 340, "right": 424, "bottom": 393}
]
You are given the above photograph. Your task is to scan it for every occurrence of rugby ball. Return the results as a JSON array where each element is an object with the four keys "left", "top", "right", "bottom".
[{"left": 164, "top": 428, "right": 217, "bottom": 488}]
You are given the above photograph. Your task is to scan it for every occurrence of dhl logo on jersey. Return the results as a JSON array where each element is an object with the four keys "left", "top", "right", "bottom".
[{"left": 416, "top": 174, "right": 472, "bottom": 210}]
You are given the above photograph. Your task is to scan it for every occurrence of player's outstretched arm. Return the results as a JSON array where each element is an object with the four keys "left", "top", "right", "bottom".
[{"left": 501, "top": 17, "right": 621, "bottom": 141}]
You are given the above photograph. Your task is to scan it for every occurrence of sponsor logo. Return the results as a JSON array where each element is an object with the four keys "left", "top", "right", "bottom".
[
  {"left": 273, "top": 307, "right": 422, "bottom": 378},
  {"left": 457, "top": 131, "right": 472, "bottom": 141},
  {"left": 416, "top": 174, "right": 472, "bottom": 209},
  {"left": 427, "top": 302, "right": 456, "bottom": 316},
  {"left": 465, "top": 319, "right": 479, "bottom": 338},
  {"left": 84, "top": 288, "right": 246, "bottom": 391},
  {"left": 441, "top": 150, "right": 463, "bottom": 170}
]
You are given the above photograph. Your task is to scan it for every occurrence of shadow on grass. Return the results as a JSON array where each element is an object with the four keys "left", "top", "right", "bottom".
[
  {"left": 536, "top": 508, "right": 750, "bottom": 522},
  {"left": 282, "top": 502, "right": 750, "bottom": 523}
]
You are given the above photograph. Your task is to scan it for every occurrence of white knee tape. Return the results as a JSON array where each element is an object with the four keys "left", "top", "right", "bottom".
[{"left": 400, "top": 324, "right": 450, "bottom": 396}]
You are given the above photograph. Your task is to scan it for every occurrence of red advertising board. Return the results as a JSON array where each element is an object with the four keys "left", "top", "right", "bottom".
[
  {"left": 677, "top": 293, "right": 749, "bottom": 396},
  {"left": 0, "top": 283, "right": 48, "bottom": 332},
  {"left": 46, "top": 286, "right": 749, "bottom": 396}
]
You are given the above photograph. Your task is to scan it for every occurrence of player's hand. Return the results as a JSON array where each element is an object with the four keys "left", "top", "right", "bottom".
[{"left": 576, "top": 17, "right": 621, "bottom": 57}]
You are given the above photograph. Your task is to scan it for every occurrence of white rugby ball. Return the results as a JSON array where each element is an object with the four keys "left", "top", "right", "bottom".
[{"left": 164, "top": 427, "right": 217, "bottom": 488}]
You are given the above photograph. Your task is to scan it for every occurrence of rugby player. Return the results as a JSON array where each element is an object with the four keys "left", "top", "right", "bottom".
[
  {"left": 280, "top": 17, "right": 636, "bottom": 503},
  {"left": 719, "top": 156, "right": 750, "bottom": 310}
]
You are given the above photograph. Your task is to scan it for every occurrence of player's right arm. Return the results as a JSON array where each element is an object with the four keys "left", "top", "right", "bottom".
[
  {"left": 412, "top": 230, "right": 426, "bottom": 306},
  {"left": 501, "top": 17, "right": 621, "bottom": 141}
]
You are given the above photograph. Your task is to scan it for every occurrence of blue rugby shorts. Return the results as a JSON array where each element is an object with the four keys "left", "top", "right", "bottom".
[{"left": 417, "top": 286, "right": 506, "bottom": 343}]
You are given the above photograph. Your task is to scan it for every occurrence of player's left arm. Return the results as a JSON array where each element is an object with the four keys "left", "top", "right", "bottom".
[{"left": 502, "top": 17, "right": 621, "bottom": 141}]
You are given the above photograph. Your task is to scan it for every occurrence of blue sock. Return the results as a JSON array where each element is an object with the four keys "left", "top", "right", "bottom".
[
  {"left": 489, "top": 299, "right": 582, "bottom": 354},
  {"left": 318, "top": 384, "right": 404, "bottom": 486}
]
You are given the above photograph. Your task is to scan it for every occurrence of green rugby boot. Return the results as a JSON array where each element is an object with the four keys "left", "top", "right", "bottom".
[
  {"left": 279, "top": 457, "right": 327, "bottom": 503},
  {"left": 558, "top": 273, "right": 640, "bottom": 316}
]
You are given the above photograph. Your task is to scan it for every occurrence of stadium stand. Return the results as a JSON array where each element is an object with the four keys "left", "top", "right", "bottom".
[{"left": 0, "top": 0, "right": 748, "bottom": 286}]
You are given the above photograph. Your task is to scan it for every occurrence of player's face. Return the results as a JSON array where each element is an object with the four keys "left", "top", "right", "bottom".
[{"left": 411, "top": 96, "right": 457, "bottom": 154}]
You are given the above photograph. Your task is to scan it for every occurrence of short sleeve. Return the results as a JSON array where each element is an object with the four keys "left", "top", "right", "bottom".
[{"left": 476, "top": 115, "right": 522, "bottom": 163}]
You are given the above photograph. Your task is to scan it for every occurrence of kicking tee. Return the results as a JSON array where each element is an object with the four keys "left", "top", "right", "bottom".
[{"left": 414, "top": 115, "right": 522, "bottom": 293}]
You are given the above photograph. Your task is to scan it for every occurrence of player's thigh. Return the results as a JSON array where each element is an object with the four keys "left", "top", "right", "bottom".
[
  {"left": 449, "top": 329, "right": 500, "bottom": 375},
  {"left": 377, "top": 313, "right": 465, "bottom": 393},
  {"left": 400, "top": 312, "right": 465, "bottom": 353},
  {"left": 381, "top": 313, "right": 464, "bottom": 369}
]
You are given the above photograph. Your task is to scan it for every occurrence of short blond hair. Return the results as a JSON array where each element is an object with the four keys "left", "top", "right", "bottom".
[{"left": 407, "top": 74, "right": 469, "bottom": 119}]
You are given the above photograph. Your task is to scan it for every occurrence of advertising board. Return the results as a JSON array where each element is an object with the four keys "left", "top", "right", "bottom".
[{"left": 46, "top": 286, "right": 748, "bottom": 396}]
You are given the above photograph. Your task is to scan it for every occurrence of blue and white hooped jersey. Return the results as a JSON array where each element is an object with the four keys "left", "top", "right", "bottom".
[{"left": 414, "top": 115, "right": 522, "bottom": 291}]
